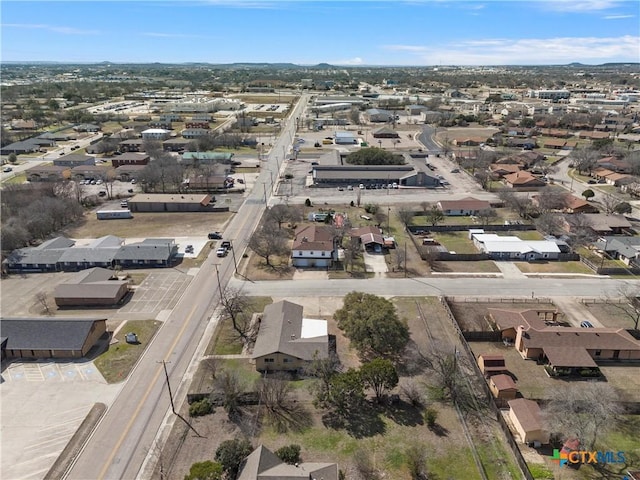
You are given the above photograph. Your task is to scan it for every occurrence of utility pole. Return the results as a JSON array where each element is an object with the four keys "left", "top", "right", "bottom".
[
  {"left": 230, "top": 240, "right": 238, "bottom": 274},
  {"left": 214, "top": 264, "right": 224, "bottom": 299},
  {"left": 159, "top": 360, "right": 176, "bottom": 414},
  {"left": 404, "top": 240, "right": 407, "bottom": 278},
  {"left": 262, "top": 182, "right": 267, "bottom": 204}
]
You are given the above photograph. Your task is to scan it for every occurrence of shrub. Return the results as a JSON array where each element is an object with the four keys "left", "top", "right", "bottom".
[
  {"left": 275, "top": 444, "right": 301, "bottom": 464},
  {"left": 423, "top": 407, "right": 438, "bottom": 428},
  {"left": 189, "top": 398, "right": 213, "bottom": 417},
  {"left": 305, "top": 198, "right": 312, "bottom": 207}
]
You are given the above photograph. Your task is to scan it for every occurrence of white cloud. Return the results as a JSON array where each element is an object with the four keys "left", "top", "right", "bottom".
[
  {"left": 537, "top": 0, "right": 622, "bottom": 12},
  {"left": 382, "top": 35, "right": 640, "bottom": 65},
  {"left": 331, "top": 57, "right": 365, "bottom": 65},
  {"left": 2, "top": 23, "right": 98, "bottom": 35},
  {"left": 603, "top": 14, "right": 635, "bottom": 19}
]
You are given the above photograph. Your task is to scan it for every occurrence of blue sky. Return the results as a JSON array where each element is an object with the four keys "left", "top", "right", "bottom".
[{"left": 1, "top": 0, "right": 639, "bottom": 65}]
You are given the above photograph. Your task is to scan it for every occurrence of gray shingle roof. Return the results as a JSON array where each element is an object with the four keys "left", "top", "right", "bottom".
[
  {"left": 251, "top": 301, "right": 329, "bottom": 361},
  {"left": 1, "top": 318, "right": 106, "bottom": 351},
  {"left": 114, "top": 241, "right": 174, "bottom": 261}
]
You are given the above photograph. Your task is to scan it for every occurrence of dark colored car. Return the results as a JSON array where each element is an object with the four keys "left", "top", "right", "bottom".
[
  {"left": 221, "top": 240, "right": 232, "bottom": 249},
  {"left": 208, "top": 232, "right": 223, "bottom": 240}
]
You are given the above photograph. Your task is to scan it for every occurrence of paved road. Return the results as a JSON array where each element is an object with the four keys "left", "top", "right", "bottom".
[
  {"left": 229, "top": 276, "right": 640, "bottom": 298},
  {"left": 65, "top": 96, "right": 310, "bottom": 480}
]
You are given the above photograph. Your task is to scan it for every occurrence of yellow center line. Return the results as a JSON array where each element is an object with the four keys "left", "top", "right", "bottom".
[{"left": 97, "top": 300, "right": 201, "bottom": 479}]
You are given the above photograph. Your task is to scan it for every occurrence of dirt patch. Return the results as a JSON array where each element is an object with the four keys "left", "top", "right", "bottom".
[
  {"left": 448, "top": 301, "right": 556, "bottom": 332},
  {"left": 62, "top": 211, "right": 234, "bottom": 239}
]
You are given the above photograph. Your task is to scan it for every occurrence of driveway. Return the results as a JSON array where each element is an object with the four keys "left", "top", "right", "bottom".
[{"left": 363, "top": 251, "right": 388, "bottom": 275}]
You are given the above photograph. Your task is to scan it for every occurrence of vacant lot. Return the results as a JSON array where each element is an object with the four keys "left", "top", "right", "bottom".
[
  {"left": 158, "top": 296, "right": 522, "bottom": 480},
  {"left": 62, "top": 211, "right": 234, "bottom": 238},
  {"left": 432, "top": 231, "right": 478, "bottom": 254},
  {"left": 514, "top": 261, "right": 595, "bottom": 275},
  {"left": 584, "top": 302, "right": 640, "bottom": 330}
]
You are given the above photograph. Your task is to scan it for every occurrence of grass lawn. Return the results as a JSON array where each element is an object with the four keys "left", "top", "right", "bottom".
[
  {"left": 94, "top": 319, "right": 161, "bottom": 383},
  {"left": 433, "top": 260, "right": 501, "bottom": 273},
  {"left": 432, "top": 231, "right": 478, "bottom": 254},
  {"left": 577, "top": 247, "right": 625, "bottom": 269},
  {"left": 514, "top": 261, "right": 594, "bottom": 274},
  {"left": 207, "top": 296, "right": 272, "bottom": 355},
  {"left": 512, "top": 230, "right": 544, "bottom": 240},
  {"left": 3, "top": 173, "right": 27, "bottom": 184}
]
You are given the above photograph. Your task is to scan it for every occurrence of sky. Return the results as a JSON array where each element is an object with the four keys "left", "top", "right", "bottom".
[{"left": 1, "top": 0, "right": 639, "bottom": 65}]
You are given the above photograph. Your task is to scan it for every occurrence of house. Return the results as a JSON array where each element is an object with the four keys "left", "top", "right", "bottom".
[
  {"left": 181, "top": 128, "right": 210, "bottom": 139},
  {"left": 54, "top": 267, "right": 129, "bottom": 307},
  {"left": 57, "top": 235, "right": 123, "bottom": 271},
  {"left": 71, "top": 165, "right": 113, "bottom": 181},
  {"left": 252, "top": 300, "right": 330, "bottom": 372},
  {"left": 184, "top": 121, "right": 210, "bottom": 129},
  {"left": 237, "top": 445, "right": 339, "bottom": 480},
  {"left": 515, "top": 325, "right": 640, "bottom": 366},
  {"left": 25, "top": 165, "right": 71, "bottom": 182},
  {"left": 593, "top": 236, "right": 640, "bottom": 266},
  {"left": 372, "top": 126, "right": 400, "bottom": 138},
  {"left": 162, "top": 138, "right": 191, "bottom": 152},
  {"left": 334, "top": 131, "right": 357, "bottom": 144},
  {"left": 471, "top": 232, "right": 561, "bottom": 261},
  {"left": 292, "top": 225, "right": 336, "bottom": 268},
  {"left": 73, "top": 123, "right": 101, "bottom": 132},
  {"left": 10, "top": 119, "right": 37, "bottom": 130},
  {"left": 597, "top": 156, "right": 631, "bottom": 173},
  {"left": 574, "top": 213, "right": 632, "bottom": 235},
  {"left": 477, "top": 354, "right": 508, "bottom": 376},
  {"left": 489, "top": 164, "right": 521, "bottom": 178},
  {"left": 454, "top": 137, "right": 486, "bottom": 146},
  {"left": 487, "top": 308, "right": 560, "bottom": 342},
  {"left": 113, "top": 238, "right": 177, "bottom": 268},
  {"left": 312, "top": 165, "right": 440, "bottom": 188},
  {"left": 508, "top": 399, "right": 549, "bottom": 445},
  {"left": 141, "top": 128, "right": 171, "bottom": 140},
  {"left": 127, "top": 193, "right": 216, "bottom": 212},
  {"left": 488, "top": 374, "right": 518, "bottom": 407},
  {"left": 3, "top": 236, "right": 75, "bottom": 273},
  {"left": 0, "top": 140, "right": 41, "bottom": 155},
  {"left": 111, "top": 152, "right": 150, "bottom": 168},
  {"left": 185, "top": 175, "right": 230, "bottom": 191},
  {"left": 0, "top": 318, "right": 107, "bottom": 359},
  {"left": 115, "top": 164, "right": 146, "bottom": 181},
  {"left": 503, "top": 171, "right": 546, "bottom": 190},
  {"left": 437, "top": 197, "right": 491, "bottom": 216},
  {"left": 118, "top": 138, "right": 146, "bottom": 152},
  {"left": 53, "top": 154, "right": 96, "bottom": 168},
  {"left": 365, "top": 108, "right": 394, "bottom": 123},
  {"left": 562, "top": 194, "right": 599, "bottom": 214}
]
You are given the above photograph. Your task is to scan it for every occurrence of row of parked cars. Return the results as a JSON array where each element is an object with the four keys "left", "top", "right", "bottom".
[{"left": 209, "top": 232, "right": 232, "bottom": 257}]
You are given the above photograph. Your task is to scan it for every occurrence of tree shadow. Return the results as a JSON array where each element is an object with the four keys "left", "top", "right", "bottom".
[
  {"left": 428, "top": 422, "right": 450, "bottom": 437},
  {"left": 263, "top": 402, "right": 314, "bottom": 434},
  {"left": 382, "top": 399, "right": 424, "bottom": 427},
  {"left": 321, "top": 405, "right": 386, "bottom": 439}
]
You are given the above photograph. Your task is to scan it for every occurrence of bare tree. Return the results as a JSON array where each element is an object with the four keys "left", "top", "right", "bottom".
[
  {"left": 394, "top": 245, "right": 406, "bottom": 271},
  {"left": 267, "top": 204, "right": 300, "bottom": 230},
  {"left": 476, "top": 208, "right": 498, "bottom": 226},
  {"left": 498, "top": 188, "right": 533, "bottom": 219},
  {"left": 571, "top": 147, "right": 599, "bottom": 175},
  {"left": 257, "top": 373, "right": 293, "bottom": 414},
  {"left": 397, "top": 207, "right": 414, "bottom": 229},
  {"left": 424, "top": 205, "right": 445, "bottom": 227},
  {"left": 201, "top": 357, "right": 219, "bottom": 385},
  {"left": 214, "top": 370, "right": 243, "bottom": 418},
  {"left": 248, "top": 222, "right": 289, "bottom": 268},
  {"left": 534, "top": 186, "right": 569, "bottom": 213},
  {"left": 605, "top": 284, "right": 640, "bottom": 330},
  {"left": 352, "top": 447, "right": 383, "bottom": 480},
  {"left": 35, "top": 292, "right": 52, "bottom": 315},
  {"left": 219, "top": 286, "right": 253, "bottom": 342},
  {"left": 599, "top": 193, "right": 619, "bottom": 214},
  {"left": 534, "top": 212, "right": 565, "bottom": 236},
  {"left": 544, "top": 383, "right": 623, "bottom": 450}
]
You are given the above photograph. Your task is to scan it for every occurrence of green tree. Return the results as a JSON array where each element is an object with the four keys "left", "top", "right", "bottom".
[
  {"left": 334, "top": 292, "right": 410, "bottom": 360},
  {"left": 345, "top": 147, "right": 405, "bottom": 166},
  {"left": 317, "top": 368, "right": 365, "bottom": 416},
  {"left": 215, "top": 439, "right": 253, "bottom": 480},
  {"left": 8, "top": 152, "right": 17, "bottom": 164},
  {"left": 424, "top": 206, "right": 445, "bottom": 226},
  {"left": 582, "top": 188, "right": 595, "bottom": 200},
  {"left": 614, "top": 201, "right": 632, "bottom": 214},
  {"left": 359, "top": 358, "right": 399, "bottom": 402},
  {"left": 184, "top": 461, "right": 223, "bottom": 480},
  {"left": 275, "top": 444, "right": 302, "bottom": 465}
]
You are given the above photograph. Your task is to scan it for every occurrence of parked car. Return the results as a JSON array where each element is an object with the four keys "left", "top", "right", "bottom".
[
  {"left": 98, "top": 191, "right": 107, "bottom": 197},
  {"left": 131, "top": 178, "right": 137, "bottom": 184},
  {"left": 221, "top": 240, "right": 232, "bottom": 250},
  {"left": 185, "top": 245, "right": 194, "bottom": 253},
  {"left": 580, "top": 321, "right": 594, "bottom": 328},
  {"left": 451, "top": 168, "right": 460, "bottom": 173},
  {"left": 208, "top": 232, "right": 223, "bottom": 240},
  {"left": 3, "top": 167, "right": 13, "bottom": 173},
  {"left": 216, "top": 247, "right": 228, "bottom": 257}
]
